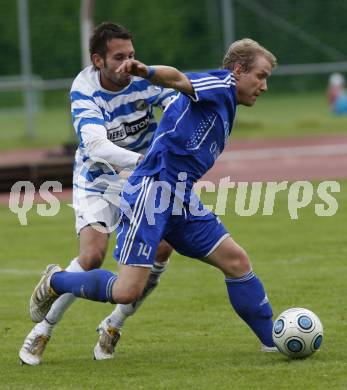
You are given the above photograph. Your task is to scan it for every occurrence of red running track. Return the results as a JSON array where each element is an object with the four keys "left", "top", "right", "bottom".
[{"left": 1, "top": 133, "right": 346, "bottom": 205}]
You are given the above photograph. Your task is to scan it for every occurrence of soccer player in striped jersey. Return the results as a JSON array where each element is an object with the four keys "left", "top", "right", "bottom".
[
  {"left": 19, "top": 22, "right": 175, "bottom": 365},
  {"left": 30, "top": 38, "right": 279, "bottom": 359}
]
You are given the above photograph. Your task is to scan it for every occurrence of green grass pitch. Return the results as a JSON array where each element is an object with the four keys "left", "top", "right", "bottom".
[{"left": 0, "top": 183, "right": 346, "bottom": 389}]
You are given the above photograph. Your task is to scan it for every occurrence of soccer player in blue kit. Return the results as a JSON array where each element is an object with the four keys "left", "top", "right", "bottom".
[{"left": 30, "top": 38, "right": 278, "bottom": 352}]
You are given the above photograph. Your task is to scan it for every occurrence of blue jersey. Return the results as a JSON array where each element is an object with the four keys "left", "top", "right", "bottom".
[{"left": 132, "top": 70, "right": 237, "bottom": 199}]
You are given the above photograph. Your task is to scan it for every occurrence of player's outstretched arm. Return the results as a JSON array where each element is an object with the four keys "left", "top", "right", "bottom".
[{"left": 117, "top": 59, "right": 194, "bottom": 95}]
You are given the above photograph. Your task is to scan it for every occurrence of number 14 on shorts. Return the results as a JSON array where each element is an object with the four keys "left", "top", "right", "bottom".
[{"left": 137, "top": 242, "right": 152, "bottom": 259}]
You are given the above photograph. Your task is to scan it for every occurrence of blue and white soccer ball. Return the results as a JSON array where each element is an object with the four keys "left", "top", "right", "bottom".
[{"left": 272, "top": 308, "right": 323, "bottom": 358}]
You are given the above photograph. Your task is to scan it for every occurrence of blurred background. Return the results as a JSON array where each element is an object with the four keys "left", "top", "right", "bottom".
[{"left": 0, "top": 0, "right": 347, "bottom": 158}]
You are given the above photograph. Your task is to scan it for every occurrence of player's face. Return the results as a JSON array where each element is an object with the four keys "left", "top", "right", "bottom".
[
  {"left": 94, "top": 38, "right": 135, "bottom": 91},
  {"left": 235, "top": 55, "right": 272, "bottom": 106}
]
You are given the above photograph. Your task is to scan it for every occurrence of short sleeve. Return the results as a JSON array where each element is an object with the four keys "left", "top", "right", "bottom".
[
  {"left": 152, "top": 87, "right": 177, "bottom": 110},
  {"left": 185, "top": 71, "right": 235, "bottom": 104}
]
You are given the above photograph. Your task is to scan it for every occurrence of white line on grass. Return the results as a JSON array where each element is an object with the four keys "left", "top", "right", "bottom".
[{"left": 0, "top": 268, "right": 41, "bottom": 276}]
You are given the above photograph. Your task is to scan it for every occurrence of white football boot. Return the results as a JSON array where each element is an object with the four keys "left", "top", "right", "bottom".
[
  {"left": 261, "top": 344, "right": 278, "bottom": 352},
  {"left": 30, "top": 264, "right": 62, "bottom": 323},
  {"left": 93, "top": 319, "right": 121, "bottom": 360},
  {"left": 19, "top": 326, "right": 50, "bottom": 365}
]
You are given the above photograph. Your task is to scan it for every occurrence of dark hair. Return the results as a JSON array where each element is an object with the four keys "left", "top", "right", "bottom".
[{"left": 89, "top": 22, "right": 133, "bottom": 60}]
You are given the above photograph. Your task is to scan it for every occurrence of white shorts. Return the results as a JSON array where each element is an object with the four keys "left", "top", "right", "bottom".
[{"left": 73, "top": 185, "right": 122, "bottom": 234}]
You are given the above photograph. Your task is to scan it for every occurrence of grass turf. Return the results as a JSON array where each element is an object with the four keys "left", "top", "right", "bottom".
[
  {"left": 0, "top": 181, "right": 346, "bottom": 389},
  {"left": 1, "top": 92, "right": 347, "bottom": 151}
]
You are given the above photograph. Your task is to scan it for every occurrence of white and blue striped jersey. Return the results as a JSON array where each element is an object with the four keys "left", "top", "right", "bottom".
[
  {"left": 133, "top": 69, "right": 237, "bottom": 201},
  {"left": 70, "top": 65, "right": 175, "bottom": 193}
]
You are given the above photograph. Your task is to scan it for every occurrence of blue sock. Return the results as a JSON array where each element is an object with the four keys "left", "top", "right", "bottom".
[
  {"left": 225, "top": 271, "right": 275, "bottom": 347},
  {"left": 51, "top": 270, "right": 117, "bottom": 303}
]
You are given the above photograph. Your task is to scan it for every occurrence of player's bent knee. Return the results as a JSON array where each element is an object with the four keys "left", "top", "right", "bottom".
[
  {"left": 113, "top": 264, "right": 150, "bottom": 303},
  {"left": 78, "top": 248, "right": 106, "bottom": 270},
  {"left": 224, "top": 262, "right": 251, "bottom": 278},
  {"left": 223, "top": 249, "right": 252, "bottom": 277},
  {"left": 112, "top": 286, "right": 143, "bottom": 304}
]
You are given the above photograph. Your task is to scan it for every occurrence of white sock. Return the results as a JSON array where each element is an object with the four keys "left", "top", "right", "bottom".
[
  {"left": 44, "top": 258, "right": 84, "bottom": 325},
  {"left": 65, "top": 258, "right": 85, "bottom": 272},
  {"left": 33, "top": 318, "right": 55, "bottom": 337},
  {"left": 107, "top": 259, "right": 169, "bottom": 330}
]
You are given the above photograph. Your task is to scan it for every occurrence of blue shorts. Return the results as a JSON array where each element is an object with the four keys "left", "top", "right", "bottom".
[{"left": 114, "top": 175, "right": 229, "bottom": 267}]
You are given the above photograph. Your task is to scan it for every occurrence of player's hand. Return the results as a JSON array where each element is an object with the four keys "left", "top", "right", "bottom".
[
  {"left": 117, "top": 60, "right": 149, "bottom": 78},
  {"left": 118, "top": 169, "right": 133, "bottom": 180},
  {"left": 117, "top": 155, "right": 143, "bottom": 180}
]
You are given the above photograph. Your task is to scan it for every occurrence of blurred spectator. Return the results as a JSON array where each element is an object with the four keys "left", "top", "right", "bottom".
[{"left": 327, "top": 72, "right": 347, "bottom": 115}]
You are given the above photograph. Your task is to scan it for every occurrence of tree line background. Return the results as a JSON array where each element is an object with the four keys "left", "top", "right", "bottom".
[{"left": 1, "top": 0, "right": 346, "bottom": 89}]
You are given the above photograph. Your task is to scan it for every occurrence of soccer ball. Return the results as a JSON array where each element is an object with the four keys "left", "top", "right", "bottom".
[{"left": 272, "top": 307, "right": 323, "bottom": 358}]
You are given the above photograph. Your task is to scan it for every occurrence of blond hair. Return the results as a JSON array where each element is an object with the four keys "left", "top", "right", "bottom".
[{"left": 223, "top": 38, "right": 277, "bottom": 72}]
